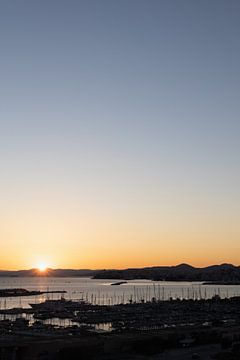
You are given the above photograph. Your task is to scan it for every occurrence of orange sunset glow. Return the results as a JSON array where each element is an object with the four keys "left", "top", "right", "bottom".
[
  {"left": 1, "top": 2, "right": 240, "bottom": 360},
  {"left": 37, "top": 263, "right": 48, "bottom": 273},
  {"left": 0, "top": 0, "right": 239, "bottom": 272}
]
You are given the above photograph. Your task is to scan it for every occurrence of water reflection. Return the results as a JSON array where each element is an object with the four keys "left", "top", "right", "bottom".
[{"left": 0, "top": 277, "right": 239, "bottom": 310}]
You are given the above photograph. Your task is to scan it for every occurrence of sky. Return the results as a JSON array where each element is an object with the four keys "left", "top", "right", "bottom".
[{"left": 0, "top": 0, "right": 239, "bottom": 270}]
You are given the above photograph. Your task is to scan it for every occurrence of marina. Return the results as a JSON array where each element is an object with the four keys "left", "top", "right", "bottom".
[
  {"left": 1, "top": 294, "right": 240, "bottom": 331},
  {"left": 0, "top": 293, "right": 240, "bottom": 360},
  {"left": 0, "top": 276, "right": 240, "bottom": 333},
  {"left": 0, "top": 275, "right": 239, "bottom": 355},
  {"left": 1, "top": 277, "right": 240, "bottom": 311}
]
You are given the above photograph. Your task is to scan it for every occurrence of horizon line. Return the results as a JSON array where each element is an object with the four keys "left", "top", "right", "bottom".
[{"left": 0, "top": 262, "right": 239, "bottom": 272}]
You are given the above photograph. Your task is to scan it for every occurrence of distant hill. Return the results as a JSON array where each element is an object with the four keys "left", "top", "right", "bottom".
[
  {"left": 93, "top": 263, "right": 240, "bottom": 282},
  {"left": 0, "top": 269, "right": 98, "bottom": 277},
  {"left": 0, "top": 264, "right": 240, "bottom": 282}
]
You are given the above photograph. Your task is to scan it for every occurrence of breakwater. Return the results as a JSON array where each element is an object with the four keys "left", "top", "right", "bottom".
[{"left": 0, "top": 288, "right": 66, "bottom": 297}]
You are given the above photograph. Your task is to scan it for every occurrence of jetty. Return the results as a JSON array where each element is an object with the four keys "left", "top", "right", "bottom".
[{"left": 0, "top": 288, "right": 67, "bottom": 297}]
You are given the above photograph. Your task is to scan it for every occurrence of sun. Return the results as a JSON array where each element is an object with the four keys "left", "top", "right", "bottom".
[{"left": 37, "top": 263, "right": 48, "bottom": 272}]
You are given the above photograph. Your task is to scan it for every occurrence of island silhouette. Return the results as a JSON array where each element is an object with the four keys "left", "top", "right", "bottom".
[{"left": 0, "top": 263, "right": 240, "bottom": 284}]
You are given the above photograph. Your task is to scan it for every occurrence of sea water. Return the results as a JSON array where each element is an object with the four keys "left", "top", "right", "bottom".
[{"left": 0, "top": 277, "right": 239, "bottom": 310}]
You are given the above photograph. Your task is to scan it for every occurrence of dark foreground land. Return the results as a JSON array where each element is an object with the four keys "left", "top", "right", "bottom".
[
  {"left": 1, "top": 296, "right": 240, "bottom": 359},
  {"left": 0, "top": 324, "right": 240, "bottom": 360}
]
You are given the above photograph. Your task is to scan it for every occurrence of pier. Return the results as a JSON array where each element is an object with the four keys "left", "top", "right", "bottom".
[{"left": 0, "top": 288, "right": 67, "bottom": 298}]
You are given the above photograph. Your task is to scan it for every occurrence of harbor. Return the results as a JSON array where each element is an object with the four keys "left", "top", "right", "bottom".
[
  {"left": 0, "top": 295, "right": 240, "bottom": 359},
  {"left": 0, "top": 278, "right": 240, "bottom": 358},
  {"left": 1, "top": 290, "right": 240, "bottom": 331},
  {"left": 1, "top": 277, "right": 240, "bottom": 310}
]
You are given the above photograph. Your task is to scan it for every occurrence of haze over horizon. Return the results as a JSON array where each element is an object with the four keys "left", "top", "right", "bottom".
[
  {"left": 0, "top": 0, "right": 239, "bottom": 270},
  {"left": 1, "top": 262, "right": 240, "bottom": 274}
]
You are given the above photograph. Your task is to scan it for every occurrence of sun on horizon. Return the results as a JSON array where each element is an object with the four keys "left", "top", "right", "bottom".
[{"left": 36, "top": 263, "right": 48, "bottom": 273}]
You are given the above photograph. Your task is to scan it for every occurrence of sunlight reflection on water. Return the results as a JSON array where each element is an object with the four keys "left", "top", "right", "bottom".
[{"left": 0, "top": 277, "right": 239, "bottom": 310}]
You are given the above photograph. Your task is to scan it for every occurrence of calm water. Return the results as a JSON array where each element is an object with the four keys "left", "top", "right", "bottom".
[{"left": 0, "top": 277, "right": 240, "bottom": 310}]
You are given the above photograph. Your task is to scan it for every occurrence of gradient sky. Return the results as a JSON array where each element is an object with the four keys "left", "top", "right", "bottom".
[{"left": 0, "top": 0, "right": 240, "bottom": 270}]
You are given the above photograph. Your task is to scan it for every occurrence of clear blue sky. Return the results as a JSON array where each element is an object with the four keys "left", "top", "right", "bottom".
[{"left": 0, "top": 0, "right": 239, "bottom": 269}]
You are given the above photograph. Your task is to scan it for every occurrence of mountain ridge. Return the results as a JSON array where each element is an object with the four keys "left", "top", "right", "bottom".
[{"left": 0, "top": 263, "right": 239, "bottom": 282}]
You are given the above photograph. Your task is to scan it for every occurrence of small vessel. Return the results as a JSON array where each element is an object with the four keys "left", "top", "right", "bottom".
[
  {"left": 111, "top": 281, "right": 127, "bottom": 286},
  {"left": 29, "top": 297, "right": 89, "bottom": 311}
]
